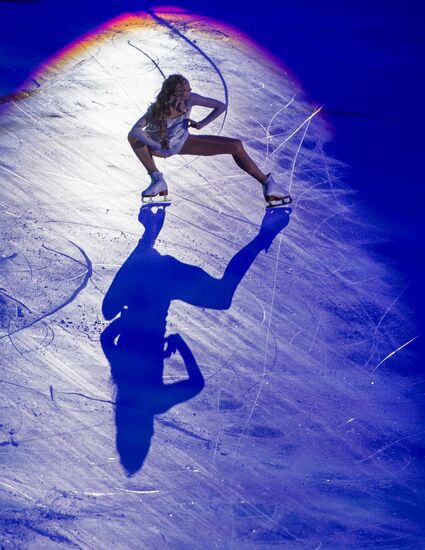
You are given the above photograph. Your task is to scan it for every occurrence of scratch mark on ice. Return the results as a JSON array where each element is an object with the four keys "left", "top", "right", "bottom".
[
  {"left": 288, "top": 115, "right": 312, "bottom": 194},
  {"left": 374, "top": 284, "right": 408, "bottom": 337},
  {"left": 269, "top": 105, "right": 323, "bottom": 159},
  {"left": 0, "top": 241, "right": 92, "bottom": 340},
  {"left": 289, "top": 329, "right": 303, "bottom": 346},
  {"left": 83, "top": 491, "right": 115, "bottom": 497},
  {"left": 309, "top": 322, "right": 320, "bottom": 353},
  {"left": 0, "top": 481, "right": 37, "bottom": 502},
  {"left": 128, "top": 40, "right": 166, "bottom": 79},
  {"left": 119, "top": 488, "right": 160, "bottom": 495},
  {"left": 370, "top": 335, "right": 420, "bottom": 374},
  {"left": 358, "top": 428, "right": 425, "bottom": 463}
]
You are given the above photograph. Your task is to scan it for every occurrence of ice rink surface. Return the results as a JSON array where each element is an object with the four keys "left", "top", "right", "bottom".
[{"left": 1, "top": 6, "right": 424, "bottom": 549}]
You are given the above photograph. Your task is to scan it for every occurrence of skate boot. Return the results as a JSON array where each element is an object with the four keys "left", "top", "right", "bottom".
[
  {"left": 262, "top": 173, "right": 292, "bottom": 207},
  {"left": 141, "top": 171, "right": 169, "bottom": 203}
]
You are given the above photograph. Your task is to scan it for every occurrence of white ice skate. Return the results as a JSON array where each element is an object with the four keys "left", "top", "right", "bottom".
[
  {"left": 262, "top": 173, "right": 292, "bottom": 208},
  {"left": 141, "top": 171, "right": 170, "bottom": 203}
]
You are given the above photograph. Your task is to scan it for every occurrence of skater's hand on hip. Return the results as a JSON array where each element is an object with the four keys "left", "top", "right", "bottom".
[
  {"left": 188, "top": 119, "right": 202, "bottom": 130},
  {"left": 153, "top": 139, "right": 172, "bottom": 157},
  {"left": 158, "top": 148, "right": 173, "bottom": 158},
  {"left": 149, "top": 146, "right": 171, "bottom": 157},
  {"left": 148, "top": 141, "right": 162, "bottom": 153}
]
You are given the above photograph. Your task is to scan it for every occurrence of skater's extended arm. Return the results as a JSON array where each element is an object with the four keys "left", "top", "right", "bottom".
[
  {"left": 128, "top": 112, "right": 161, "bottom": 150},
  {"left": 188, "top": 93, "right": 226, "bottom": 129}
]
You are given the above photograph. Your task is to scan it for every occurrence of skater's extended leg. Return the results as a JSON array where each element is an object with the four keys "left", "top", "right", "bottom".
[
  {"left": 179, "top": 135, "right": 292, "bottom": 206},
  {"left": 179, "top": 135, "right": 267, "bottom": 183}
]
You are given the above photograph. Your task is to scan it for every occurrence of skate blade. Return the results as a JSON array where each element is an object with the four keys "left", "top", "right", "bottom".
[
  {"left": 266, "top": 196, "right": 292, "bottom": 208},
  {"left": 141, "top": 195, "right": 171, "bottom": 204}
]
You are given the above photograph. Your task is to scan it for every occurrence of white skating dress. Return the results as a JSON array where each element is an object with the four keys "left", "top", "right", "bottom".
[{"left": 139, "top": 103, "right": 192, "bottom": 155}]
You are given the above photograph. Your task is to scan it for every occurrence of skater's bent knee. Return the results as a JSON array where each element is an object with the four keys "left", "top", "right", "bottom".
[
  {"left": 128, "top": 135, "right": 148, "bottom": 152},
  {"left": 128, "top": 133, "right": 138, "bottom": 148},
  {"left": 128, "top": 131, "right": 143, "bottom": 145},
  {"left": 233, "top": 138, "right": 243, "bottom": 152}
]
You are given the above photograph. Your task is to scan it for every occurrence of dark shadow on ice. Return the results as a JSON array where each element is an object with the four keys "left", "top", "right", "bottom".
[{"left": 101, "top": 204, "right": 291, "bottom": 475}]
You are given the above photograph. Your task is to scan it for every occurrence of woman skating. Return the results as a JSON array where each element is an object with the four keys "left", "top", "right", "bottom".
[{"left": 128, "top": 74, "right": 292, "bottom": 207}]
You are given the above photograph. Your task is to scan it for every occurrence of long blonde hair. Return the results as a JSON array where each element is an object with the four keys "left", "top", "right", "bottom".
[{"left": 145, "top": 74, "right": 188, "bottom": 142}]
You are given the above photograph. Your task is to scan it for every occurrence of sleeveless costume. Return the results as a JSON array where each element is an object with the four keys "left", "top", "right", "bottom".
[{"left": 145, "top": 106, "right": 192, "bottom": 155}]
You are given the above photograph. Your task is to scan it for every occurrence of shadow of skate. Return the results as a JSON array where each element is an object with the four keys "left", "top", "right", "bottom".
[{"left": 100, "top": 204, "right": 291, "bottom": 475}]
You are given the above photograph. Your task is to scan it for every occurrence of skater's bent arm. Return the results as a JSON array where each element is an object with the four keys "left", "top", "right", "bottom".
[
  {"left": 155, "top": 334, "right": 204, "bottom": 413},
  {"left": 189, "top": 93, "right": 226, "bottom": 129},
  {"left": 128, "top": 112, "right": 161, "bottom": 150}
]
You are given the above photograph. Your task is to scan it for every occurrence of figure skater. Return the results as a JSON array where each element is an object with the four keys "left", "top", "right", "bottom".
[{"left": 127, "top": 74, "right": 292, "bottom": 207}]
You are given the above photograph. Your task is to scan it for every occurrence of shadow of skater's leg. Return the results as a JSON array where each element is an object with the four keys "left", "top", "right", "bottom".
[{"left": 173, "top": 209, "right": 290, "bottom": 309}]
